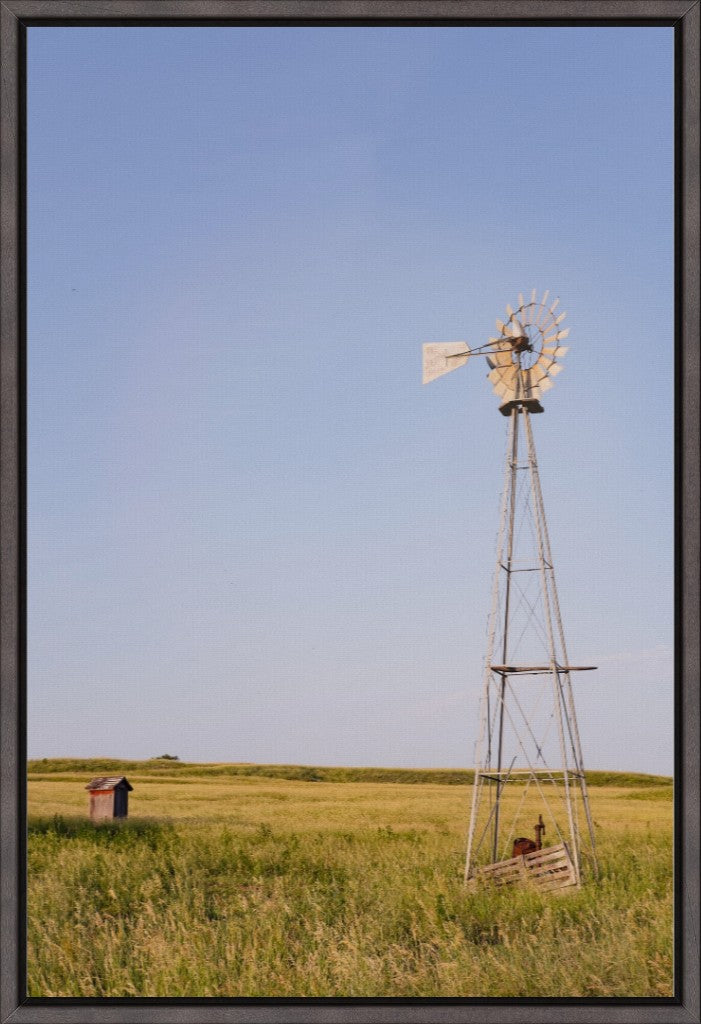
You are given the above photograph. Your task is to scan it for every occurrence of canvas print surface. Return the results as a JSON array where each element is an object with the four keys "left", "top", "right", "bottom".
[{"left": 27, "top": 25, "right": 674, "bottom": 998}]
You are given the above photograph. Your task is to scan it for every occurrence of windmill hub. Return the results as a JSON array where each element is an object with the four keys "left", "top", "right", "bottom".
[{"left": 512, "top": 329, "right": 540, "bottom": 369}]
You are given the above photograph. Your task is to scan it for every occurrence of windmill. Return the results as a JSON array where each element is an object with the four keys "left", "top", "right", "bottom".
[{"left": 423, "top": 290, "right": 598, "bottom": 892}]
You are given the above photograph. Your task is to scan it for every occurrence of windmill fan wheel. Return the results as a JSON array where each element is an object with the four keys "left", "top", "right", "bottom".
[{"left": 487, "top": 290, "right": 570, "bottom": 407}]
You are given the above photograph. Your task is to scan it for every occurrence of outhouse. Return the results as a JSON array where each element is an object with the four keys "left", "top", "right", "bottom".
[{"left": 85, "top": 776, "right": 133, "bottom": 820}]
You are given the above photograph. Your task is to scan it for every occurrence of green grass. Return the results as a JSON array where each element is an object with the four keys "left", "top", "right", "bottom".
[
  {"left": 26, "top": 762, "right": 673, "bottom": 998},
  {"left": 28, "top": 757, "right": 673, "bottom": 788}
]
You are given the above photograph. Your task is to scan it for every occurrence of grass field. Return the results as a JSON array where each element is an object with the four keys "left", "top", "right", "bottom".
[{"left": 27, "top": 759, "right": 673, "bottom": 998}]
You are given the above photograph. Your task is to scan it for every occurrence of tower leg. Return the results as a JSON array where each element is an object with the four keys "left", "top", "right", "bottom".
[
  {"left": 492, "top": 407, "right": 520, "bottom": 863},
  {"left": 523, "top": 409, "right": 579, "bottom": 878},
  {"left": 464, "top": 409, "right": 516, "bottom": 881},
  {"left": 523, "top": 411, "right": 599, "bottom": 878}
]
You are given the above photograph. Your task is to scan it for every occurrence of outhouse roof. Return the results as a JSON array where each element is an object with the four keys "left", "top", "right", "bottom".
[{"left": 85, "top": 776, "right": 133, "bottom": 791}]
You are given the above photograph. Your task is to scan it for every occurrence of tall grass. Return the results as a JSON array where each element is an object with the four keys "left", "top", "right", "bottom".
[{"left": 27, "top": 771, "right": 673, "bottom": 998}]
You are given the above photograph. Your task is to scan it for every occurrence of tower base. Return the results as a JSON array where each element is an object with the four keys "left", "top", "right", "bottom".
[{"left": 467, "top": 843, "right": 578, "bottom": 893}]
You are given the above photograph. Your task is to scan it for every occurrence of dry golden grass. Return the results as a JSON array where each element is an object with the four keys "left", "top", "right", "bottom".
[{"left": 27, "top": 765, "right": 673, "bottom": 998}]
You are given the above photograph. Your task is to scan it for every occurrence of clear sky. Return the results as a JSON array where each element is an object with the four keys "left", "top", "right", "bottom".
[{"left": 27, "top": 26, "right": 674, "bottom": 774}]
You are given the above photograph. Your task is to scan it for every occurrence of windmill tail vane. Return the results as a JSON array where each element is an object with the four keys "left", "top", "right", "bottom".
[{"left": 423, "top": 291, "right": 598, "bottom": 892}]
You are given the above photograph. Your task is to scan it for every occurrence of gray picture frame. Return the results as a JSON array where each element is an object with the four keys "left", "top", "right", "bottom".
[{"left": 1, "top": 3, "right": 699, "bottom": 1022}]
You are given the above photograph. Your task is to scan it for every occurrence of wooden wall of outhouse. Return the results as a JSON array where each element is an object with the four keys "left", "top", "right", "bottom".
[{"left": 85, "top": 776, "right": 133, "bottom": 820}]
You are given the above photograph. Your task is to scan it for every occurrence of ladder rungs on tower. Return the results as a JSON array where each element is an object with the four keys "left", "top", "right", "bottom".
[
  {"left": 489, "top": 664, "right": 596, "bottom": 675},
  {"left": 476, "top": 768, "right": 585, "bottom": 777}
]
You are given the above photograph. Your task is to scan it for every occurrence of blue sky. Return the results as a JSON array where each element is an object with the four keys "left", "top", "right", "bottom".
[{"left": 27, "top": 26, "right": 674, "bottom": 773}]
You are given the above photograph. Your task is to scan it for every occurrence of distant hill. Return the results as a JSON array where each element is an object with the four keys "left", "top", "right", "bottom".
[{"left": 27, "top": 758, "right": 672, "bottom": 788}]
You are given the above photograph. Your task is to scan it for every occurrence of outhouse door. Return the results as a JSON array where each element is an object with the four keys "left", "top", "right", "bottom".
[{"left": 113, "top": 785, "right": 128, "bottom": 818}]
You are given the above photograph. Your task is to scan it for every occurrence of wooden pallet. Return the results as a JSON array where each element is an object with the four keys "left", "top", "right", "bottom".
[{"left": 468, "top": 843, "right": 578, "bottom": 893}]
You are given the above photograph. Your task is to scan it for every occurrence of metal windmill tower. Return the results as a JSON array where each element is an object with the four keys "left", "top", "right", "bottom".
[{"left": 423, "top": 290, "right": 598, "bottom": 891}]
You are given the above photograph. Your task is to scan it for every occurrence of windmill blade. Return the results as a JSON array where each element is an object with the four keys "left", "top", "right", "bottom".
[
  {"left": 422, "top": 342, "right": 471, "bottom": 384},
  {"left": 535, "top": 290, "right": 550, "bottom": 325},
  {"left": 490, "top": 366, "right": 517, "bottom": 390},
  {"left": 542, "top": 335, "right": 566, "bottom": 349},
  {"left": 536, "top": 355, "right": 556, "bottom": 373},
  {"left": 490, "top": 348, "right": 514, "bottom": 368},
  {"left": 518, "top": 293, "right": 524, "bottom": 310},
  {"left": 543, "top": 318, "right": 568, "bottom": 339},
  {"left": 542, "top": 346, "right": 569, "bottom": 358},
  {"left": 524, "top": 296, "right": 539, "bottom": 326},
  {"left": 487, "top": 339, "right": 513, "bottom": 364},
  {"left": 535, "top": 306, "right": 550, "bottom": 329},
  {"left": 486, "top": 338, "right": 513, "bottom": 369},
  {"left": 496, "top": 318, "right": 507, "bottom": 334},
  {"left": 499, "top": 362, "right": 518, "bottom": 381},
  {"left": 506, "top": 303, "right": 514, "bottom": 317},
  {"left": 543, "top": 327, "right": 570, "bottom": 344},
  {"left": 549, "top": 363, "right": 564, "bottom": 376},
  {"left": 490, "top": 366, "right": 517, "bottom": 387},
  {"left": 539, "top": 375, "right": 555, "bottom": 392},
  {"left": 543, "top": 313, "right": 565, "bottom": 335},
  {"left": 493, "top": 380, "right": 515, "bottom": 399}
]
